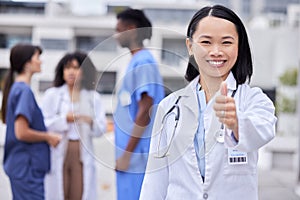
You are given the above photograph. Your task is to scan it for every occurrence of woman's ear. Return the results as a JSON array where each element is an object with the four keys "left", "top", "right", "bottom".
[
  {"left": 24, "top": 61, "right": 32, "bottom": 73},
  {"left": 186, "top": 38, "right": 193, "bottom": 56}
]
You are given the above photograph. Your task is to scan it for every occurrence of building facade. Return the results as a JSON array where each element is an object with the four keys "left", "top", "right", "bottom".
[{"left": 0, "top": 0, "right": 299, "bottom": 116}]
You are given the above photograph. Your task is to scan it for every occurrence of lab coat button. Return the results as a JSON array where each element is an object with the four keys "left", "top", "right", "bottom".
[{"left": 203, "top": 193, "right": 208, "bottom": 199}]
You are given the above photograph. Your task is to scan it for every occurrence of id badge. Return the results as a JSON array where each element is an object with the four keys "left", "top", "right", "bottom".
[
  {"left": 119, "top": 91, "right": 132, "bottom": 106},
  {"left": 228, "top": 148, "right": 247, "bottom": 165}
]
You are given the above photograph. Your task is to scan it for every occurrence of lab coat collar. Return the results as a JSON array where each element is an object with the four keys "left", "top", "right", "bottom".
[
  {"left": 175, "top": 76, "right": 199, "bottom": 118},
  {"left": 226, "top": 72, "right": 237, "bottom": 93},
  {"left": 176, "top": 76, "right": 199, "bottom": 98},
  {"left": 59, "top": 84, "right": 88, "bottom": 99},
  {"left": 177, "top": 72, "right": 237, "bottom": 97},
  {"left": 59, "top": 84, "right": 71, "bottom": 101},
  {"left": 173, "top": 72, "right": 237, "bottom": 118}
]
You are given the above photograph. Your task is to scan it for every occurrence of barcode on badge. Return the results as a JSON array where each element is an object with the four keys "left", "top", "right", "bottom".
[
  {"left": 229, "top": 157, "right": 247, "bottom": 164},
  {"left": 228, "top": 148, "right": 248, "bottom": 165}
]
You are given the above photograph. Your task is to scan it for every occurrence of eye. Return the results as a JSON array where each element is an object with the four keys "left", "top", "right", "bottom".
[
  {"left": 200, "top": 40, "right": 211, "bottom": 45},
  {"left": 222, "top": 41, "right": 233, "bottom": 45}
]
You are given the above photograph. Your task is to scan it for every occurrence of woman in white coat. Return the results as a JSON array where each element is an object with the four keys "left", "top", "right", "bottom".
[
  {"left": 140, "top": 5, "right": 276, "bottom": 200},
  {"left": 41, "top": 52, "right": 107, "bottom": 200}
]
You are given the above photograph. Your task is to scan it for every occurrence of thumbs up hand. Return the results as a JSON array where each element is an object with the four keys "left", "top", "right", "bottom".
[
  {"left": 220, "top": 81, "right": 228, "bottom": 96},
  {"left": 213, "top": 82, "right": 239, "bottom": 140}
]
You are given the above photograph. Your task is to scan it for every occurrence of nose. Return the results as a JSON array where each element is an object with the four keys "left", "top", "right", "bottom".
[
  {"left": 65, "top": 67, "right": 76, "bottom": 75},
  {"left": 209, "top": 44, "right": 223, "bottom": 57},
  {"left": 113, "top": 32, "right": 119, "bottom": 39}
]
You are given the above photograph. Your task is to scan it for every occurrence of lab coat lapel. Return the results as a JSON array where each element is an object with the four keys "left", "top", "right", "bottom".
[
  {"left": 169, "top": 78, "right": 199, "bottom": 161},
  {"left": 79, "top": 89, "right": 91, "bottom": 115},
  {"left": 176, "top": 77, "right": 199, "bottom": 119},
  {"left": 61, "top": 84, "right": 70, "bottom": 102}
]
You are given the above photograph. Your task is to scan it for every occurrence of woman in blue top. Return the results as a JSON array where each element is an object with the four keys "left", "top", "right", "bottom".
[{"left": 1, "top": 43, "right": 61, "bottom": 200}]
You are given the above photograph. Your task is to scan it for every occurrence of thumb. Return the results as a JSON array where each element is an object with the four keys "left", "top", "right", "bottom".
[{"left": 220, "top": 81, "right": 228, "bottom": 96}]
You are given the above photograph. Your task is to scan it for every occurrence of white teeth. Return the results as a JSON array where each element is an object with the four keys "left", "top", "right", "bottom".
[{"left": 209, "top": 60, "right": 224, "bottom": 66}]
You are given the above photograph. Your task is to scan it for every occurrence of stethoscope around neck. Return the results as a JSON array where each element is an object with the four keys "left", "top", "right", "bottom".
[
  {"left": 155, "top": 96, "right": 181, "bottom": 158},
  {"left": 155, "top": 87, "right": 238, "bottom": 159}
]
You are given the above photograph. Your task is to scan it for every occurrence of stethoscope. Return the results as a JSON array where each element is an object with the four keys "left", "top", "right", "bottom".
[
  {"left": 155, "top": 96, "right": 181, "bottom": 158},
  {"left": 155, "top": 87, "right": 237, "bottom": 158}
]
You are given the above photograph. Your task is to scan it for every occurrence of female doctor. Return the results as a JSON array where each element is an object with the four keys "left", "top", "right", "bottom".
[
  {"left": 41, "top": 52, "right": 107, "bottom": 200},
  {"left": 140, "top": 5, "right": 276, "bottom": 200}
]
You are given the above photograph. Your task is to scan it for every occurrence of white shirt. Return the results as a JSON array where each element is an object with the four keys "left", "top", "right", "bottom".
[{"left": 67, "top": 102, "right": 80, "bottom": 140}]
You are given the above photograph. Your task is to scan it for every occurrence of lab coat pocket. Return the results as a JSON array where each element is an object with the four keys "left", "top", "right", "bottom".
[{"left": 223, "top": 150, "right": 256, "bottom": 175}]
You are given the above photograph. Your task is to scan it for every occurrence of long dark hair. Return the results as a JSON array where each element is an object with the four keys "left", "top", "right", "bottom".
[
  {"left": 117, "top": 8, "right": 152, "bottom": 45},
  {"left": 1, "top": 43, "right": 42, "bottom": 123},
  {"left": 73, "top": 51, "right": 97, "bottom": 90},
  {"left": 53, "top": 53, "right": 77, "bottom": 87},
  {"left": 53, "top": 51, "right": 97, "bottom": 90},
  {"left": 185, "top": 5, "right": 253, "bottom": 84}
]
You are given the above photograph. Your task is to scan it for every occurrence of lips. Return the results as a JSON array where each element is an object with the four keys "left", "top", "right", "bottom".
[{"left": 66, "top": 75, "right": 76, "bottom": 81}]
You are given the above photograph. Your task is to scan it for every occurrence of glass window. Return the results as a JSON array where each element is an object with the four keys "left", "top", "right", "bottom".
[
  {"left": 107, "top": 5, "right": 129, "bottom": 15},
  {"left": 163, "top": 77, "right": 187, "bottom": 96},
  {"left": 76, "top": 36, "right": 117, "bottom": 52},
  {"left": 96, "top": 71, "right": 117, "bottom": 94},
  {"left": 264, "top": 0, "right": 300, "bottom": 14},
  {"left": 242, "top": 0, "right": 251, "bottom": 18},
  {"left": 263, "top": 88, "right": 276, "bottom": 105},
  {"left": 38, "top": 80, "right": 53, "bottom": 93},
  {"left": 161, "top": 38, "right": 188, "bottom": 66},
  {"left": 0, "top": 33, "right": 32, "bottom": 49},
  {"left": 0, "top": 1, "right": 45, "bottom": 14},
  {"left": 209, "top": 0, "right": 230, "bottom": 7},
  {"left": 40, "top": 38, "right": 69, "bottom": 50},
  {"left": 144, "top": 8, "right": 196, "bottom": 24}
]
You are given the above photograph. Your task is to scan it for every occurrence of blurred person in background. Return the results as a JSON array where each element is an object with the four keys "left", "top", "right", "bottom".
[
  {"left": 1, "top": 43, "right": 61, "bottom": 200},
  {"left": 113, "top": 8, "right": 165, "bottom": 200},
  {"left": 41, "top": 51, "right": 107, "bottom": 200},
  {"left": 140, "top": 5, "right": 276, "bottom": 200}
]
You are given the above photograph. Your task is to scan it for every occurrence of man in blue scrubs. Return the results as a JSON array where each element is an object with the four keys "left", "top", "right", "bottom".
[{"left": 114, "top": 8, "right": 165, "bottom": 200}]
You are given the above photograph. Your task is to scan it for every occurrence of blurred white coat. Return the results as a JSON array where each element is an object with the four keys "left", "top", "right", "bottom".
[{"left": 41, "top": 84, "right": 107, "bottom": 200}]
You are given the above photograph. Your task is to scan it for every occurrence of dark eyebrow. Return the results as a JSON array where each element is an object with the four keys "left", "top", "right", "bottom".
[
  {"left": 197, "top": 35, "right": 235, "bottom": 40},
  {"left": 222, "top": 36, "right": 235, "bottom": 40},
  {"left": 198, "top": 35, "right": 212, "bottom": 39}
]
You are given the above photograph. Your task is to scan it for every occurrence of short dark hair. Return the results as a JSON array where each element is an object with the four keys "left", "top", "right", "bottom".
[
  {"left": 185, "top": 5, "right": 253, "bottom": 84},
  {"left": 117, "top": 8, "right": 152, "bottom": 43}
]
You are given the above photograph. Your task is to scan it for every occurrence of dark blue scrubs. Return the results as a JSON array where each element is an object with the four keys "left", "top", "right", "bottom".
[{"left": 3, "top": 82, "right": 50, "bottom": 200}]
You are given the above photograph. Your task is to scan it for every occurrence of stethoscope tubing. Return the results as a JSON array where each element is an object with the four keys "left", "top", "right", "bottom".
[{"left": 155, "top": 85, "right": 238, "bottom": 158}]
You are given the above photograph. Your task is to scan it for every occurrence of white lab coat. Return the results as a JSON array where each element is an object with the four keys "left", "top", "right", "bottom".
[
  {"left": 41, "top": 84, "right": 107, "bottom": 200},
  {"left": 140, "top": 74, "right": 276, "bottom": 200}
]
